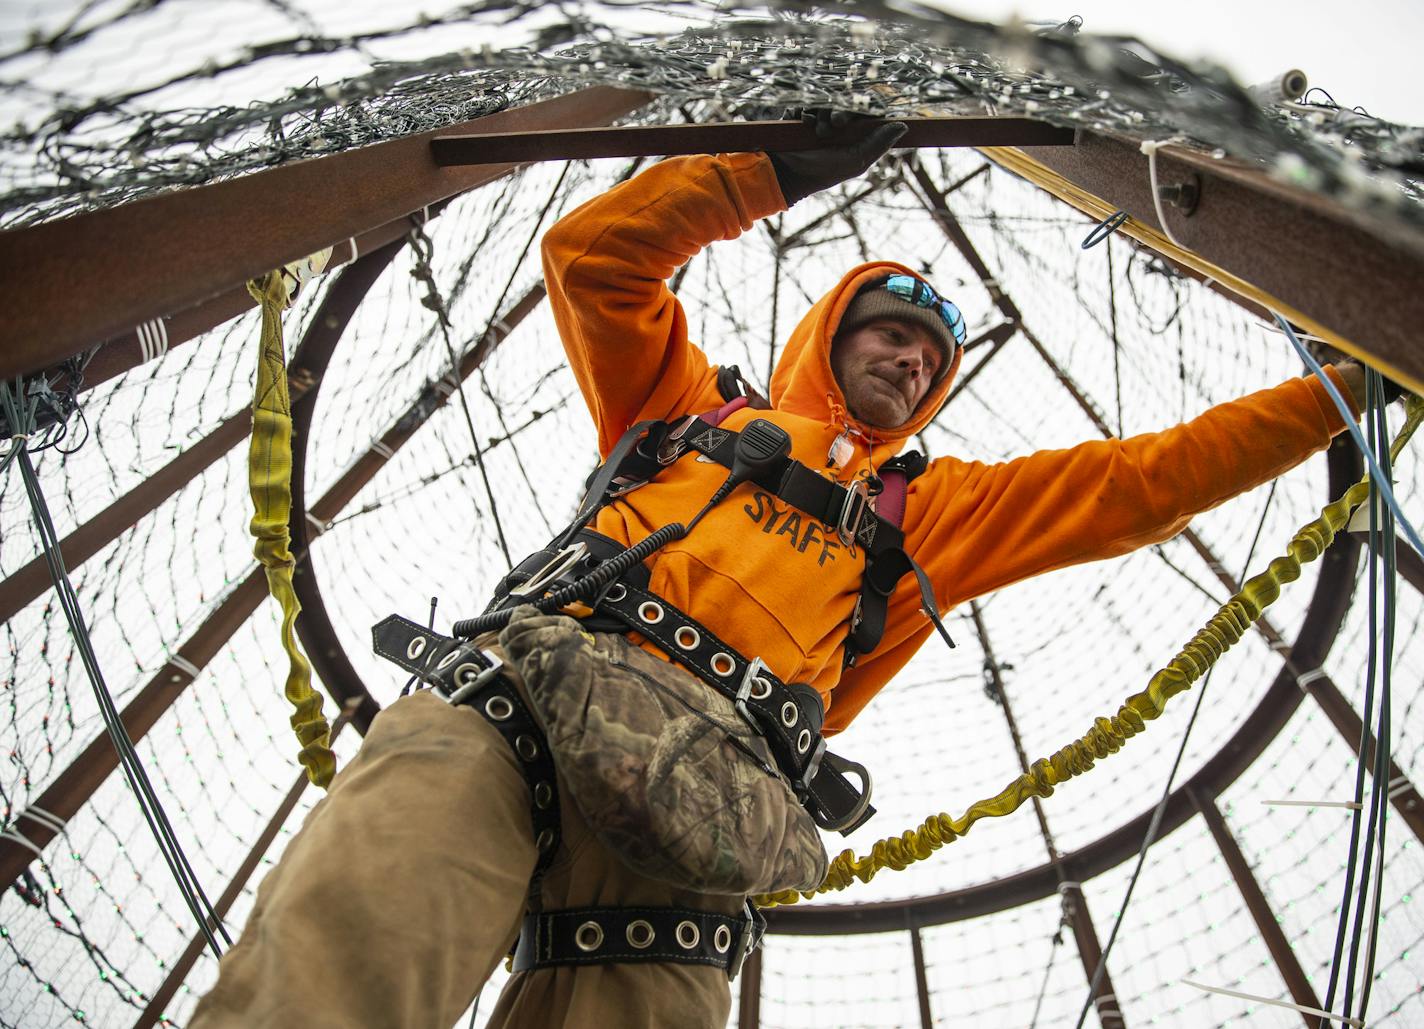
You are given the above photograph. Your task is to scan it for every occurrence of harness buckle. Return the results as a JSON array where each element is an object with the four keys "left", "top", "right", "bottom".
[
  {"left": 656, "top": 414, "right": 700, "bottom": 465},
  {"left": 440, "top": 651, "right": 504, "bottom": 706},
  {"left": 734, "top": 656, "right": 770, "bottom": 728},
  {"left": 509, "top": 542, "right": 589, "bottom": 598},
  {"left": 727, "top": 901, "right": 766, "bottom": 981},
  {"left": 837, "top": 478, "right": 870, "bottom": 547},
  {"left": 795, "top": 735, "right": 828, "bottom": 795}
]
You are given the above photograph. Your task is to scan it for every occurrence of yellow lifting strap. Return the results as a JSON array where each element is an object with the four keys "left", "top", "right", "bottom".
[
  {"left": 756, "top": 396, "right": 1424, "bottom": 909},
  {"left": 247, "top": 264, "right": 336, "bottom": 788}
]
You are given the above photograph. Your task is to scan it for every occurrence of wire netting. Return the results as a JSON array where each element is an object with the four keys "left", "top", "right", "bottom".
[{"left": 1, "top": 2, "right": 1421, "bottom": 1027}]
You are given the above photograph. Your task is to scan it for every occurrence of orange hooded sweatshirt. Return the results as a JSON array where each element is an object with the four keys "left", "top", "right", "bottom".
[{"left": 541, "top": 152, "right": 1354, "bottom": 735}]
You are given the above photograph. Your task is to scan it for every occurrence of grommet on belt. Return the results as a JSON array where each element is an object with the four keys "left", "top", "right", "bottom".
[
  {"left": 575, "top": 921, "right": 604, "bottom": 952},
  {"left": 512, "top": 905, "right": 760, "bottom": 978}
]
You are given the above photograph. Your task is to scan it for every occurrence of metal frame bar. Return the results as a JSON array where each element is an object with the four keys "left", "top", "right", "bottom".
[
  {"left": 431, "top": 118, "right": 1074, "bottom": 167},
  {"left": 1187, "top": 785, "right": 1322, "bottom": 1027},
  {"left": 0, "top": 85, "right": 649, "bottom": 380},
  {"left": 736, "top": 946, "right": 762, "bottom": 1029},
  {"left": 1018, "top": 129, "right": 1424, "bottom": 390},
  {"left": 289, "top": 279, "right": 548, "bottom": 730},
  {"left": 0, "top": 237, "right": 401, "bottom": 627},
  {"left": 77, "top": 197, "right": 455, "bottom": 393},
  {"left": 909, "top": 925, "right": 934, "bottom": 1029},
  {"left": 972, "top": 552, "right": 1124, "bottom": 1023}
]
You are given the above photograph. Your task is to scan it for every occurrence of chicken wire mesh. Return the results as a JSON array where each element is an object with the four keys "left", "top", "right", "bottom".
[{"left": 1, "top": 2, "right": 1421, "bottom": 1027}]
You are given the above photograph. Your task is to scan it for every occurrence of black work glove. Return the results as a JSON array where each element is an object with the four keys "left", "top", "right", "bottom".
[{"left": 767, "top": 110, "right": 908, "bottom": 207}]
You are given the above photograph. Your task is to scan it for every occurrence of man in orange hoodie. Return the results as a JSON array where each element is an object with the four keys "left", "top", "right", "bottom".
[{"left": 191, "top": 123, "right": 1370, "bottom": 1029}]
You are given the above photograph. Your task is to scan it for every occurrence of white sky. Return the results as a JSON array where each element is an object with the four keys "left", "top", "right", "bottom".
[{"left": 936, "top": 0, "right": 1424, "bottom": 124}]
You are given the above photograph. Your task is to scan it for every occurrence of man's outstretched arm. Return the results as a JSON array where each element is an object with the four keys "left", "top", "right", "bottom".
[{"left": 541, "top": 153, "right": 786, "bottom": 455}]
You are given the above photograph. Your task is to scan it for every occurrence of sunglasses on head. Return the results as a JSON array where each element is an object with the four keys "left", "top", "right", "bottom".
[{"left": 882, "top": 274, "right": 967, "bottom": 347}]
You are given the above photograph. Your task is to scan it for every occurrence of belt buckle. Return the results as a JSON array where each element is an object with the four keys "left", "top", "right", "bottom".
[
  {"left": 657, "top": 414, "right": 699, "bottom": 465},
  {"left": 727, "top": 901, "right": 766, "bottom": 981},
  {"left": 837, "top": 478, "right": 869, "bottom": 547},
  {"left": 509, "top": 542, "right": 588, "bottom": 598},
  {"left": 795, "top": 735, "right": 828, "bottom": 795},
  {"left": 734, "top": 656, "right": 769, "bottom": 727},
  {"left": 440, "top": 650, "right": 504, "bottom": 706}
]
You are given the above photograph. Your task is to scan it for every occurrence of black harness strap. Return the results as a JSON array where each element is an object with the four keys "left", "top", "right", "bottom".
[
  {"left": 511, "top": 903, "right": 764, "bottom": 979},
  {"left": 371, "top": 617, "right": 562, "bottom": 904},
  {"left": 667, "top": 416, "right": 949, "bottom": 660},
  {"left": 597, "top": 578, "right": 873, "bottom": 834}
]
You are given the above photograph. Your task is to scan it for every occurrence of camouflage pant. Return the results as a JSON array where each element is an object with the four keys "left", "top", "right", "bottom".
[
  {"left": 502, "top": 606, "right": 827, "bottom": 897},
  {"left": 190, "top": 618, "right": 822, "bottom": 1028}
]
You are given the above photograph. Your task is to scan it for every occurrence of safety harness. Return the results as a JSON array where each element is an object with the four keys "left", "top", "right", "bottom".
[{"left": 372, "top": 366, "right": 952, "bottom": 978}]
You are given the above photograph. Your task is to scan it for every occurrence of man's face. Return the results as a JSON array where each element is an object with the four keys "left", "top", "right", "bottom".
[{"left": 830, "top": 317, "right": 945, "bottom": 429}]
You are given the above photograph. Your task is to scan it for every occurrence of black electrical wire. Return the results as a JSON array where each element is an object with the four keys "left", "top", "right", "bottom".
[
  {"left": 1321, "top": 373, "right": 1389, "bottom": 1020},
  {"left": 3, "top": 384, "right": 229, "bottom": 960},
  {"left": 1340, "top": 373, "right": 1396, "bottom": 1025},
  {"left": 452, "top": 522, "right": 688, "bottom": 638},
  {"left": 1357, "top": 382, "right": 1396, "bottom": 1023}
]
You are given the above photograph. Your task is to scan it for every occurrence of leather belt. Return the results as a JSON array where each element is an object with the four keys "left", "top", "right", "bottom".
[
  {"left": 483, "top": 529, "right": 874, "bottom": 834},
  {"left": 510, "top": 903, "right": 765, "bottom": 980},
  {"left": 370, "top": 616, "right": 562, "bottom": 884},
  {"left": 594, "top": 578, "right": 873, "bottom": 834}
]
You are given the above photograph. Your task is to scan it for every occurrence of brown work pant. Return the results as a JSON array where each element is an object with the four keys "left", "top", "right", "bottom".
[{"left": 189, "top": 664, "right": 738, "bottom": 1028}]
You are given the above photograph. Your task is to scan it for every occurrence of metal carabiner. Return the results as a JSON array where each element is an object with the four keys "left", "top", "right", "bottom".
[
  {"left": 508, "top": 541, "right": 589, "bottom": 597},
  {"left": 836, "top": 478, "right": 870, "bottom": 547}
]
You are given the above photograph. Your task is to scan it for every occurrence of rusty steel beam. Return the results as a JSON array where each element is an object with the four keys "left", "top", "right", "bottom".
[
  {"left": 78, "top": 198, "right": 454, "bottom": 393},
  {"left": 1187, "top": 785, "right": 1322, "bottom": 1027},
  {"left": 133, "top": 707, "right": 357, "bottom": 1029},
  {"left": 0, "top": 277, "right": 545, "bottom": 891},
  {"left": 1018, "top": 130, "right": 1424, "bottom": 393},
  {"left": 0, "top": 241, "right": 401, "bottom": 626},
  {"left": 432, "top": 117, "right": 1074, "bottom": 167},
  {"left": 909, "top": 926, "right": 934, "bottom": 1029},
  {"left": 737, "top": 946, "right": 762, "bottom": 1029},
  {"left": 766, "top": 413, "right": 1362, "bottom": 936},
  {"left": 0, "top": 85, "right": 650, "bottom": 380}
]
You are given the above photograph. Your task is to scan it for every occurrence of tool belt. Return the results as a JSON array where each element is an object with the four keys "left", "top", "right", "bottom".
[
  {"left": 371, "top": 610, "right": 775, "bottom": 979},
  {"left": 492, "top": 528, "right": 875, "bottom": 834}
]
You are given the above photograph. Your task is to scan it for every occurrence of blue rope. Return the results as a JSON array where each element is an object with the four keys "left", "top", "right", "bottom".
[{"left": 1275, "top": 313, "right": 1424, "bottom": 559}]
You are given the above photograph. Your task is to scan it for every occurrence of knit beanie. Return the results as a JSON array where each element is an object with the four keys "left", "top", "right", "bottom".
[{"left": 838, "top": 280, "right": 959, "bottom": 381}]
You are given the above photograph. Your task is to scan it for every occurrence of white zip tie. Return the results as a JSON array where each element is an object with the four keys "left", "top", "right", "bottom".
[
  {"left": 1269, "top": 639, "right": 1293, "bottom": 656},
  {"left": 1262, "top": 799, "right": 1362, "bottom": 810},
  {"left": 1140, "top": 138, "right": 1188, "bottom": 251},
  {"left": 1388, "top": 780, "right": 1417, "bottom": 801},
  {"left": 1056, "top": 880, "right": 1082, "bottom": 894},
  {"left": 347, "top": 236, "right": 358, "bottom": 262},
  {"left": 19, "top": 805, "right": 66, "bottom": 833},
  {"left": 434, "top": 379, "right": 456, "bottom": 397},
  {"left": 168, "top": 654, "right": 202, "bottom": 679},
  {"left": 1294, "top": 666, "right": 1328, "bottom": 690},
  {"left": 370, "top": 439, "right": 396, "bottom": 461},
  {"left": 305, "top": 513, "right": 329, "bottom": 537},
  {"left": 1182, "top": 979, "right": 1362, "bottom": 1025},
  {"left": 137, "top": 317, "right": 168, "bottom": 362},
  {"left": 1, "top": 828, "right": 46, "bottom": 859}
]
